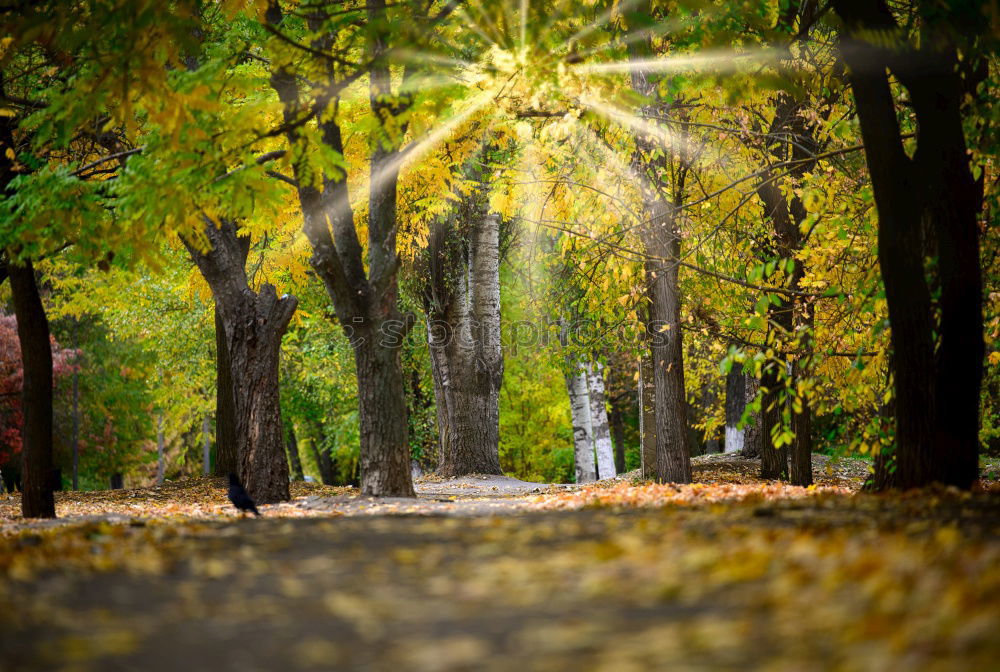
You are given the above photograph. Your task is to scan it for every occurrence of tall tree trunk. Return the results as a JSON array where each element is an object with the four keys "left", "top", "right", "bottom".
[
  {"left": 422, "top": 155, "right": 504, "bottom": 477},
  {"left": 644, "top": 240, "right": 692, "bottom": 483},
  {"left": 741, "top": 376, "right": 762, "bottom": 459},
  {"left": 834, "top": 0, "right": 983, "bottom": 489},
  {"left": 431, "top": 214, "right": 503, "bottom": 477},
  {"left": 354, "top": 335, "right": 415, "bottom": 495},
  {"left": 639, "top": 354, "right": 657, "bottom": 477},
  {"left": 285, "top": 422, "right": 304, "bottom": 481},
  {"left": 428, "top": 334, "right": 451, "bottom": 470},
  {"left": 71, "top": 319, "right": 79, "bottom": 490},
  {"left": 609, "top": 403, "right": 627, "bottom": 474},
  {"left": 789, "top": 360, "right": 813, "bottom": 486},
  {"left": 308, "top": 423, "right": 336, "bottom": 486},
  {"left": 587, "top": 362, "right": 616, "bottom": 479},
  {"left": 202, "top": 416, "right": 211, "bottom": 476},
  {"left": 724, "top": 369, "right": 745, "bottom": 454},
  {"left": 213, "top": 306, "right": 238, "bottom": 476},
  {"left": 628, "top": 0, "right": 692, "bottom": 484},
  {"left": 9, "top": 261, "right": 55, "bottom": 518},
  {"left": 758, "top": 364, "right": 789, "bottom": 480},
  {"left": 184, "top": 219, "right": 296, "bottom": 504},
  {"left": 605, "top": 361, "right": 629, "bottom": 474},
  {"left": 227, "top": 285, "right": 295, "bottom": 503},
  {"left": 567, "top": 363, "right": 596, "bottom": 483}
]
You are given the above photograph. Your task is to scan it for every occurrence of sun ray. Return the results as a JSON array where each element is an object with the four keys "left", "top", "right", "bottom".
[
  {"left": 392, "top": 48, "right": 477, "bottom": 72},
  {"left": 579, "top": 96, "right": 688, "bottom": 156},
  {"left": 574, "top": 48, "right": 782, "bottom": 75},
  {"left": 358, "top": 88, "right": 500, "bottom": 212}
]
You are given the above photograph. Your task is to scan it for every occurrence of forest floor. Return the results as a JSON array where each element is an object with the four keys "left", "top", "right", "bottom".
[{"left": 1, "top": 453, "right": 999, "bottom": 671}]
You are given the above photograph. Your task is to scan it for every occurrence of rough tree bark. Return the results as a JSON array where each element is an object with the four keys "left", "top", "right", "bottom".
[
  {"left": 639, "top": 354, "right": 657, "bottom": 477},
  {"left": 213, "top": 306, "right": 238, "bottom": 476},
  {"left": 9, "top": 261, "right": 55, "bottom": 518},
  {"left": 605, "top": 360, "right": 630, "bottom": 474},
  {"left": 741, "top": 376, "right": 762, "bottom": 459},
  {"left": 751, "top": 19, "right": 826, "bottom": 483},
  {"left": 422, "top": 186, "right": 504, "bottom": 477},
  {"left": 759, "top": 364, "right": 789, "bottom": 480},
  {"left": 587, "top": 362, "right": 617, "bottom": 480},
  {"left": 834, "top": 0, "right": 984, "bottom": 489},
  {"left": 184, "top": 218, "right": 296, "bottom": 504}
]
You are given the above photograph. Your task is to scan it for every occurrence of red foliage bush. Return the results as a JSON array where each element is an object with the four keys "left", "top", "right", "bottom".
[{"left": 0, "top": 312, "right": 78, "bottom": 469}]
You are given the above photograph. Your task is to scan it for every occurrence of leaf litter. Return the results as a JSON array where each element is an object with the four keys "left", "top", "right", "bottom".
[{"left": 0, "top": 454, "right": 998, "bottom": 671}]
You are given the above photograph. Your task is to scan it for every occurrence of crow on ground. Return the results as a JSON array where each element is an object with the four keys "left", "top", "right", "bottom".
[{"left": 227, "top": 473, "right": 260, "bottom": 516}]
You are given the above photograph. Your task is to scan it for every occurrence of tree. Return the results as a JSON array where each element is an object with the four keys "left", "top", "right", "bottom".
[
  {"left": 183, "top": 219, "right": 297, "bottom": 504},
  {"left": 263, "top": 0, "right": 465, "bottom": 495},
  {"left": 625, "top": 1, "right": 693, "bottom": 484},
  {"left": 420, "top": 152, "right": 505, "bottom": 477},
  {"left": 833, "top": 0, "right": 990, "bottom": 489}
]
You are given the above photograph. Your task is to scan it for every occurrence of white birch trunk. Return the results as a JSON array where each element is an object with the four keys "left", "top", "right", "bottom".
[
  {"left": 567, "top": 363, "right": 596, "bottom": 483},
  {"left": 586, "top": 362, "right": 617, "bottom": 479}
]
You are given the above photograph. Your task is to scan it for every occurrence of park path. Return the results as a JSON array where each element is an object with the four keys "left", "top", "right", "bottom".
[{"left": 1, "top": 456, "right": 998, "bottom": 671}]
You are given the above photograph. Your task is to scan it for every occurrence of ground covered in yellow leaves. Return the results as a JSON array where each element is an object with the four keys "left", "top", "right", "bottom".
[{"left": 1, "top": 455, "right": 999, "bottom": 671}]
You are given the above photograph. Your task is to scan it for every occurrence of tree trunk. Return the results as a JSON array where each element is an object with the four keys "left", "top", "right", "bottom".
[
  {"left": 428, "top": 336, "right": 451, "bottom": 470},
  {"left": 834, "top": 0, "right": 983, "bottom": 489},
  {"left": 268, "top": 2, "right": 416, "bottom": 497},
  {"left": 609, "top": 403, "right": 627, "bottom": 474},
  {"left": 9, "top": 261, "right": 55, "bottom": 518},
  {"left": 644, "top": 240, "right": 692, "bottom": 483},
  {"left": 430, "top": 214, "right": 503, "bottom": 477},
  {"left": 758, "top": 364, "right": 789, "bottom": 480},
  {"left": 227, "top": 284, "right": 295, "bottom": 503},
  {"left": 639, "top": 355, "right": 657, "bottom": 478},
  {"left": 285, "top": 421, "right": 304, "bottom": 481},
  {"left": 308, "top": 423, "right": 336, "bottom": 486},
  {"left": 567, "top": 363, "right": 596, "bottom": 483},
  {"left": 213, "top": 306, "right": 238, "bottom": 476},
  {"left": 71, "top": 320, "right": 79, "bottom": 490},
  {"left": 741, "top": 376, "right": 762, "bottom": 459},
  {"left": 202, "top": 416, "right": 211, "bottom": 476},
  {"left": 628, "top": 3, "right": 692, "bottom": 485},
  {"left": 789, "top": 360, "right": 813, "bottom": 486},
  {"left": 605, "top": 361, "right": 629, "bottom": 474},
  {"left": 421, "top": 156, "right": 504, "bottom": 477},
  {"left": 724, "top": 369, "right": 745, "bottom": 454},
  {"left": 184, "top": 219, "right": 296, "bottom": 504},
  {"left": 587, "top": 362, "right": 616, "bottom": 480},
  {"left": 354, "top": 336, "right": 415, "bottom": 496}
]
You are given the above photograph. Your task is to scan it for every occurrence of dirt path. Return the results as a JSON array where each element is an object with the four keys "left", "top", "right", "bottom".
[
  {"left": 1, "top": 457, "right": 998, "bottom": 671},
  {"left": 1, "top": 488, "right": 999, "bottom": 671}
]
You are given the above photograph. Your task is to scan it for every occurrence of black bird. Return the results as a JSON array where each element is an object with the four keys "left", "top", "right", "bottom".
[{"left": 227, "top": 473, "right": 260, "bottom": 516}]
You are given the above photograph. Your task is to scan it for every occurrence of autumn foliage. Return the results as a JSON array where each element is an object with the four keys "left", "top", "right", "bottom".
[{"left": 0, "top": 312, "right": 77, "bottom": 472}]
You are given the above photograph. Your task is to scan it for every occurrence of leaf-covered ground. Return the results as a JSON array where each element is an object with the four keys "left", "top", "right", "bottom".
[{"left": 1, "top": 454, "right": 999, "bottom": 671}]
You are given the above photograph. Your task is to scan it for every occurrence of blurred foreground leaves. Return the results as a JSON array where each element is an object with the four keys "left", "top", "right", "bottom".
[{"left": 0, "top": 462, "right": 998, "bottom": 671}]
